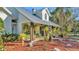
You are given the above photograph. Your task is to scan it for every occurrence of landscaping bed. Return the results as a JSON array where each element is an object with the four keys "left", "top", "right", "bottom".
[{"left": 3, "top": 39, "right": 79, "bottom": 51}]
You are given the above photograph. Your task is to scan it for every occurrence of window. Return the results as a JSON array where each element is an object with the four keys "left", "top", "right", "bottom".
[
  {"left": 45, "top": 13, "right": 47, "bottom": 20},
  {"left": 12, "top": 19, "right": 17, "bottom": 23}
]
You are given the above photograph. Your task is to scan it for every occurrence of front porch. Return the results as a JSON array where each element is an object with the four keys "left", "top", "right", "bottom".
[
  {"left": 0, "top": 21, "right": 60, "bottom": 51},
  {"left": 21, "top": 22, "right": 55, "bottom": 41}
]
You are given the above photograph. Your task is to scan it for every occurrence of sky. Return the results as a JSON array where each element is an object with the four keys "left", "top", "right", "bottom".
[
  {"left": 25, "top": 7, "right": 79, "bottom": 20},
  {"left": 25, "top": 7, "right": 56, "bottom": 12}
]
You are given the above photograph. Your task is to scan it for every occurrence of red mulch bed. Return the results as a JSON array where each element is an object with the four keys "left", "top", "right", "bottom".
[{"left": 3, "top": 40, "right": 79, "bottom": 51}]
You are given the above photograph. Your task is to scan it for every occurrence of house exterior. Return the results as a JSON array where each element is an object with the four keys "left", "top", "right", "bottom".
[{"left": 0, "top": 7, "right": 60, "bottom": 40}]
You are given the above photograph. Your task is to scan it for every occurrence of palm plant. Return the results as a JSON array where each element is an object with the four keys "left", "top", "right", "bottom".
[{"left": 51, "top": 7, "right": 75, "bottom": 36}]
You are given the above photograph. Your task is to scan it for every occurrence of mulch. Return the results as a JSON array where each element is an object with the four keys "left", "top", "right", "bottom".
[{"left": 3, "top": 40, "right": 79, "bottom": 51}]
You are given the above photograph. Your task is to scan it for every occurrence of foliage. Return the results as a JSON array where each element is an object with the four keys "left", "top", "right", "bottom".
[
  {"left": 44, "top": 26, "right": 49, "bottom": 32},
  {"left": 34, "top": 24, "right": 41, "bottom": 37},
  {"left": 0, "top": 18, "right": 4, "bottom": 50},
  {"left": 50, "top": 7, "right": 76, "bottom": 36},
  {"left": 0, "top": 35, "right": 4, "bottom": 51},
  {"left": 44, "top": 35, "right": 49, "bottom": 41},
  {"left": 52, "top": 27, "right": 61, "bottom": 36},
  {"left": 0, "top": 45, "right": 4, "bottom": 51},
  {"left": 1, "top": 34, "right": 18, "bottom": 42},
  {"left": 0, "top": 36, "right": 3, "bottom": 44},
  {"left": 18, "top": 33, "right": 30, "bottom": 40},
  {"left": 22, "top": 23, "right": 30, "bottom": 33},
  {"left": 72, "top": 20, "right": 79, "bottom": 34},
  {"left": 44, "top": 26, "right": 49, "bottom": 41},
  {"left": 0, "top": 18, "right": 4, "bottom": 31}
]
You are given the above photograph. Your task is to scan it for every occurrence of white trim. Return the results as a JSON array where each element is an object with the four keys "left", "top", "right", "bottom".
[
  {"left": 42, "top": 8, "right": 51, "bottom": 16},
  {"left": 0, "top": 7, "right": 12, "bottom": 15},
  {"left": 3, "top": 7, "right": 12, "bottom": 15}
]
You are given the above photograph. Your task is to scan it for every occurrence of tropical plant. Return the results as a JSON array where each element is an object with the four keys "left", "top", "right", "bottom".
[
  {"left": 2, "top": 34, "right": 18, "bottom": 42},
  {"left": 50, "top": 7, "right": 75, "bottom": 36},
  {"left": 34, "top": 24, "right": 41, "bottom": 37},
  {"left": 44, "top": 26, "right": 49, "bottom": 41},
  {"left": 52, "top": 27, "right": 60, "bottom": 37},
  {"left": 18, "top": 33, "right": 30, "bottom": 41}
]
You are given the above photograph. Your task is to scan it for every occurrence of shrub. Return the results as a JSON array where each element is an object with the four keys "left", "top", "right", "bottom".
[
  {"left": 18, "top": 33, "right": 30, "bottom": 41},
  {"left": 19, "top": 33, "right": 27, "bottom": 39},
  {"left": 0, "top": 45, "right": 4, "bottom": 51},
  {"left": 0, "top": 35, "right": 3, "bottom": 44},
  {"left": 0, "top": 35, "right": 4, "bottom": 51},
  {"left": 1, "top": 34, "right": 18, "bottom": 42},
  {"left": 35, "top": 32, "right": 41, "bottom": 37}
]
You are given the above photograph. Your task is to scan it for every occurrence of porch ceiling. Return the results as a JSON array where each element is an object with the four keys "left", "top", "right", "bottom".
[{"left": 15, "top": 7, "right": 60, "bottom": 27}]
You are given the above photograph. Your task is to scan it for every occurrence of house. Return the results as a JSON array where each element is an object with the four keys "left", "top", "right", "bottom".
[{"left": 0, "top": 7, "right": 60, "bottom": 40}]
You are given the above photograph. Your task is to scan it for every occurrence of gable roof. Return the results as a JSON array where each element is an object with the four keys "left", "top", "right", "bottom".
[
  {"left": 0, "top": 7, "right": 17, "bottom": 20},
  {"left": 0, "top": 7, "right": 12, "bottom": 16},
  {"left": 36, "top": 8, "right": 51, "bottom": 16},
  {"left": 42, "top": 8, "right": 51, "bottom": 16},
  {"left": 1, "top": 7, "right": 60, "bottom": 27},
  {"left": 15, "top": 7, "right": 60, "bottom": 27},
  {"left": 16, "top": 8, "right": 44, "bottom": 24}
]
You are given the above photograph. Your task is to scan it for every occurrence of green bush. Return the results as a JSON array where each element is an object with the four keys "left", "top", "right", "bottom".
[
  {"left": 0, "top": 45, "right": 4, "bottom": 51},
  {"left": 1, "top": 34, "right": 18, "bottom": 42},
  {"left": 35, "top": 32, "right": 41, "bottom": 37},
  {"left": 25, "top": 32, "right": 30, "bottom": 39},
  {"left": 0, "top": 35, "right": 4, "bottom": 51},
  {"left": 18, "top": 33, "right": 30, "bottom": 41},
  {"left": 0, "top": 36, "right": 3, "bottom": 44},
  {"left": 44, "top": 35, "right": 49, "bottom": 41}
]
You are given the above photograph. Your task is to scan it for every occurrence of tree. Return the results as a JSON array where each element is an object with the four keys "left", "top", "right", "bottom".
[
  {"left": 0, "top": 18, "right": 4, "bottom": 50},
  {"left": 0, "top": 18, "right": 4, "bottom": 32},
  {"left": 50, "top": 7, "right": 75, "bottom": 36},
  {"left": 73, "top": 20, "right": 79, "bottom": 34}
]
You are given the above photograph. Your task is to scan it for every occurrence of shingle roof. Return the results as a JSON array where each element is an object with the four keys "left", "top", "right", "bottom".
[
  {"left": 0, "top": 7, "right": 12, "bottom": 16},
  {"left": 15, "top": 7, "right": 60, "bottom": 27}
]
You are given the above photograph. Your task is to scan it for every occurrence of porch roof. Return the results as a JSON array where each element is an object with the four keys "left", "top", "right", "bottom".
[{"left": 15, "top": 7, "right": 60, "bottom": 27}]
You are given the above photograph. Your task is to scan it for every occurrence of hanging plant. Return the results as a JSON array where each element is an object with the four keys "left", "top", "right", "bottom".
[
  {"left": 34, "top": 24, "right": 41, "bottom": 37},
  {"left": 44, "top": 26, "right": 49, "bottom": 41},
  {"left": 52, "top": 27, "right": 57, "bottom": 36},
  {"left": 44, "top": 26, "right": 49, "bottom": 32}
]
